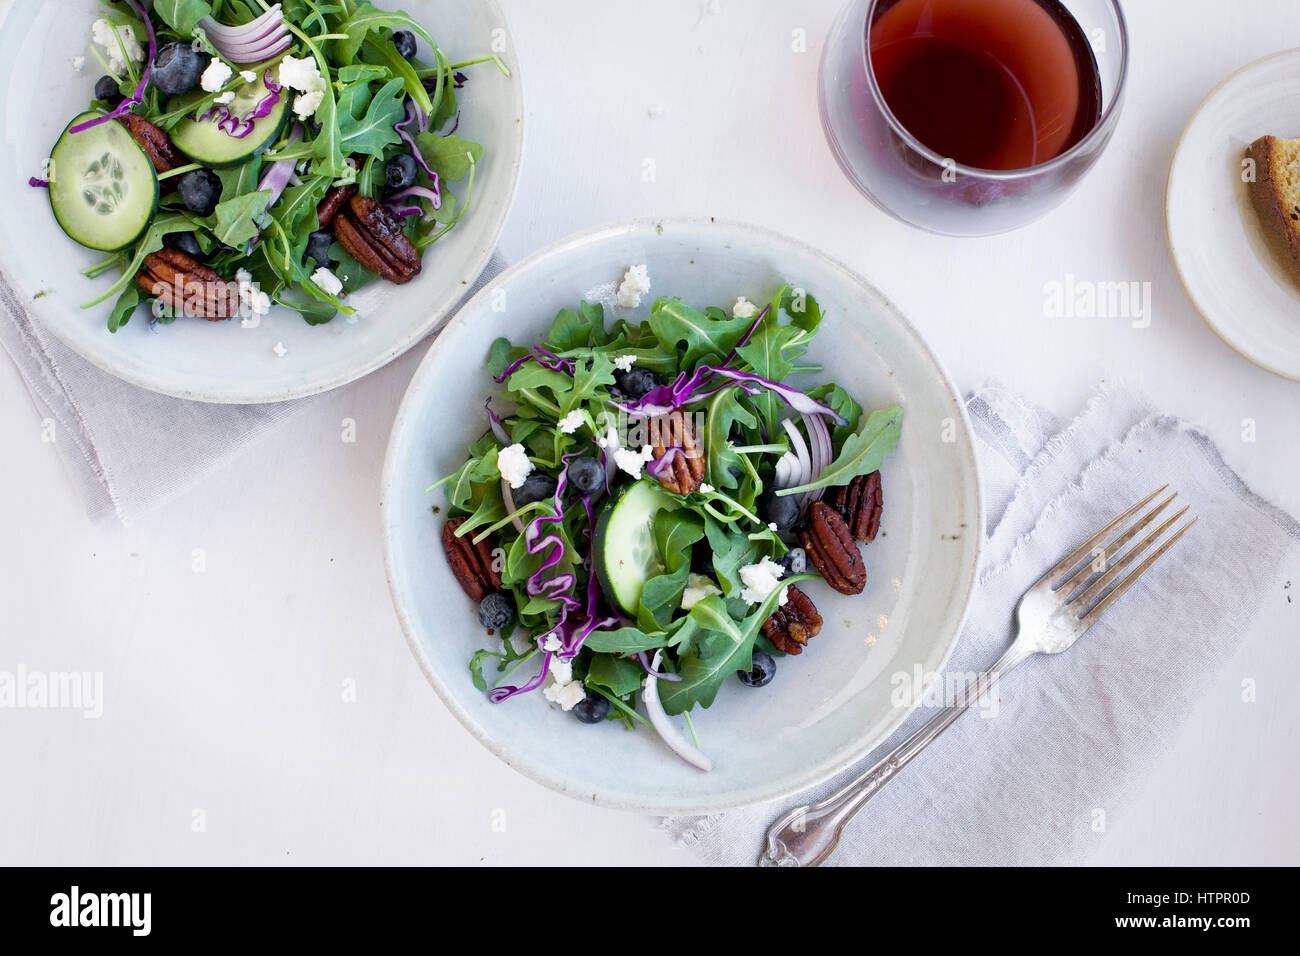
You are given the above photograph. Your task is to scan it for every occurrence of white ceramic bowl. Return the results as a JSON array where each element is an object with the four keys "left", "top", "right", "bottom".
[
  {"left": 382, "top": 218, "right": 982, "bottom": 814},
  {"left": 1167, "top": 49, "right": 1300, "bottom": 381},
  {"left": 0, "top": 0, "right": 523, "bottom": 402}
]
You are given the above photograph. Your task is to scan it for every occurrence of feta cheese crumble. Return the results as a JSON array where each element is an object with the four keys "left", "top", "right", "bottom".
[
  {"left": 239, "top": 69, "right": 258, "bottom": 83},
  {"left": 732, "top": 296, "right": 758, "bottom": 319},
  {"left": 200, "top": 58, "right": 233, "bottom": 93},
  {"left": 738, "top": 556, "right": 788, "bottom": 606},
  {"left": 272, "top": 341, "right": 288, "bottom": 358},
  {"left": 71, "top": 56, "right": 85, "bottom": 73},
  {"left": 278, "top": 54, "right": 327, "bottom": 120},
  {"left": 310, "top": 266, "right": 343, "bottom": 296},
  {"left": 681, "top": 573, "right": 722, "bottom": 610},
  {"left": 542, "top": 633, "right": 562, "bottom": 653},
  {"left": 616, "top": 264, "right": 651, "bottom": 308},
  {"left": 90, "top": 19, "right": 143, "bottom": 75},
  {"left": 543, "top": 660, "right": 585, "bottom": 711},
  {"left": 699, "top": 483, "right": 715, "bottom": 494},
  {"left": 234, "top": 268, "right": 271, "bottom": 317},
  {"left": 497, "top": 443, "right": 534, "bottom": 489},
  {"left": 557, "top": 410, "right": 584, "bottom": 434},
  {"left": 214, "top": 91, "right": 235, "bottom": 105},
  {"left": 613, "top": 444, "right": 655, "bottom": 479},
  {"left": 612, "top": 353, "right": 637, "bottom": 372}
]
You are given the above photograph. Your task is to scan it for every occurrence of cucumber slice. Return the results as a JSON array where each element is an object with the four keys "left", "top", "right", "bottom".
[
  {"left": 48, "top": 111, "right": 158, "bottom": 252},
  {"left": 593, "top": 480, "right": 682, "bottom": 616},
  {"left": 170, "top": 62, "right": 288, "bottom": 167}
]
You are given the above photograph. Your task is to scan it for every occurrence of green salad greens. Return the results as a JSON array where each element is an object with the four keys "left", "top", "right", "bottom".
[
  {"left": 434, "top": 277, "right": 903, "bottom": 770},
  {"left": 39, "top": 0, "right": 505, "bottom": 331}
]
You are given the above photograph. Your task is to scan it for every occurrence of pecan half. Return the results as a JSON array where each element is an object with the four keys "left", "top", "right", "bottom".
[
  {"left": 317, "top": 184, "right": 357, "bottom": 228},
  {"left": 827, "top": 471, "right": 883, "bottom": 543},
  {"left": 649, "top": 408, "right": 705, "bottom": 495},
  {"left": 334, "top": 195, "right": 421, "bottom": 284},
  {"left": 799, "top": 501, "right": 866, "bottom": 594},
  {"left": 760, "top": 585, "right": 822, "bottom": 655},
  {"left": 134, "top": 248, "right": 240, "bottom": 321},
  {"left": 120, "top": 115, "right": 184, "bottom": 188},
  {"left": 442, "top": 517, "right": 502, "bottom": 602}
]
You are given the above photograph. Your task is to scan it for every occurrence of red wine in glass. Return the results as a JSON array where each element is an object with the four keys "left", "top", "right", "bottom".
[{"left": 869, "top": 0, "right": 1103, "bottom": 171}]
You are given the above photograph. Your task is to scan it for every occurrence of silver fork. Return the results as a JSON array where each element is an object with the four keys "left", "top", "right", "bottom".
[{"left": 759, "top": 486, "right": 1196, "bottom": 867}]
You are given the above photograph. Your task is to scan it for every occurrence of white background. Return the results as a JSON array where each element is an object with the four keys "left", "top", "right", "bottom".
[{"left": 2, "top": 0, "right": 1298, "bottom": 865}]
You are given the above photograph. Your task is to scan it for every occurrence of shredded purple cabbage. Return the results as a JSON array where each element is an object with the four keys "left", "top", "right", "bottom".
[
  {"left": 395, "top": 97, "right": 437, "bottom": 179},
  {"left": 28, "top": 177, "right": 49, "bottom": 188},
  {"left": 492, "top": 347, "right": 576, "bottom": 383},
  {"left": 70, "top": 0, "right": 155, "bottom": 135},
  {"left": 385, "top": 184, "right": 442, "bottom": 222},
  {"left": 489, "top": 454, "right": 618, "bottom": 704},
  {"left": 196, "top": 72, "right": 283, "bottom": 139}
]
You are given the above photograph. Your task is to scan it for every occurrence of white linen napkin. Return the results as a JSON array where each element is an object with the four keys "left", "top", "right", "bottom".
[
  {"left": 659, "top": 382, "right": 1300, "bottom": 866},
  {"left": 0, "top": 253, "right": 505, "bottom": 523}
]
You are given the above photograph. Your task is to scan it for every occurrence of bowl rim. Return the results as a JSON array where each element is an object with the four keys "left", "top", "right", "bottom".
[
  {"left": 0, "top": 0, "right": 526, "bottom": 404},
  {"left": 380, "top": 215, "right": 984, "bottom": 814}
]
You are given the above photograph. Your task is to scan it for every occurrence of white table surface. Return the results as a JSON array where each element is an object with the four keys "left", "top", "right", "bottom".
[{"left": 2, "top": 0, "right": 1298, "bottom": 866}]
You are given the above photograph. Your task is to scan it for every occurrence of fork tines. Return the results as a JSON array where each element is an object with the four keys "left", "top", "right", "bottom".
[{"left": 1043, "top": 485, "right": 1197, "bottom": 626}]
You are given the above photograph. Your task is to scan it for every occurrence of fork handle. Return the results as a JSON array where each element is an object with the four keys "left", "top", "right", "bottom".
[{"left": 759, "top": 641, "right": 1033, "bottom": 867}]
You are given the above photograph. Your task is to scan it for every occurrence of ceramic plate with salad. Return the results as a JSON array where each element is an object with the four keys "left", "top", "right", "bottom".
[
  {"left": 0, "top": 0, "right": 522, "bottom": 402},
  {"left": 383, "top": 219, "right": 982, "bottom": 813}
]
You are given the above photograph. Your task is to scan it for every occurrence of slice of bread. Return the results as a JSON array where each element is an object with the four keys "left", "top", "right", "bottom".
[{"left": 1247, "top": 135, "right": 1300, "bottom": 276}]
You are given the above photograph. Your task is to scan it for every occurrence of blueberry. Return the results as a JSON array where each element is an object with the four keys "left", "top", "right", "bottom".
[
  {"left": 513, "top": 474, "right": 558, "bottom": 508},
  {"left": 151, "top": 42, "right": 210, "bottom": 98},
  {"left": 566, "top": 456, "right": 604, "bottom": 497},
  {"left": 615, "top": 367, "right": 658, "bottom": 400},
  {"left": 385, "top": 153, "right": 418, "bottom": 190},
  {"left": 738, "top": 649, "right": 776, "bottom": 687},
  {"left": 93, "top": 75, "right": 123, "bottom": 105},
  {"left": 177, "top": 168, "right": 222, "bottom": 215},
  {"left": 163, "top": 231, "right": 205, "bottom": 261},
  {"left": 391, "top": 29, "right": 418, "bottom": 60},
  {"left": 304, "top": 230, "right": 334, "bottom": 268},
  {"left": 760, "top": 489, "right": 801, "bottom": 533},
  {"left": 572, "top": 692, "right": 611, "bottom": 724},
  {"left": 477, "top": 591, "right": 515, "bottom": 630}
]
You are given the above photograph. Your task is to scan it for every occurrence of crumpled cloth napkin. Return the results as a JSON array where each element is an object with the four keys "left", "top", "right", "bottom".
[
  {"left": 660, "top": 382, "right": 1300, "bottom": 865},
  {"left": 0, "top": 253, "right": 504, "bottom": 523}
]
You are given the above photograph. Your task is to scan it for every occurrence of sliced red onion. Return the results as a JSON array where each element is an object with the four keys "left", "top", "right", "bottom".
[
  {"left": 781, "top": 418, "right": 812, "bottom": 489},
  {"left": 198, "top": 5, "right": 291, "bottom": 63},
  {"left": 802, "top": 412, "right": 833, "bottom": 504},
  {"left": 484, "top": 398, "right": 511, "bottom": 445},
  {"left": 246, "top": 122, "right": 302, "bottom": 251},
  {"left": 70, "top": 0, "right": 155, "bottom": 135},
  {"left": 646, "top": 447, "right": 683, "bottom": 482},
  {"left": 774, "top": 452, "right": 798, "bottom": 490},
  {"left": 634, "top": 651, "right": 682, "bottom": 681},
  {"left": 644, "top": 651, "right": 712, "bottom": 771}
]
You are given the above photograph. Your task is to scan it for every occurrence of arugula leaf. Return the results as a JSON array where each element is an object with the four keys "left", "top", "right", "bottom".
[
  {"left": 658, "top": 575, "right": 815, "bottom": 715},
  {"left": 636, "top": 564, "right": 689, "bottom": 631},
  {"left": 778, "top": 405, "right": 904, "bottom": 495},
  {"left": 545, "top": 302, "right": 609, "bottom": 351},
  {"left": 153, "top": 0, "right": 211, "bottom": 35},
  {"left": 649, "top": 298, "right": 753, "bottom": 370},
  {"left": 654, "top": 509, "right": 704, "bottom": 574},
  {"left": 334, "top": 2, "right": 438, "bottom": 71},
  {"left": 413, "top": 131, "right": 483, "bottom": 181},
  {"left": 83, "top": 213, "right": 190, "bottom": 312},
  {"left": 107, "top": 283, "right": 141, "bottom": 333},
  {"left": 807, "top": 383, "right": 863, "bottom": 451},
  {"left": 338, "top": 77, "right": 406, "bottom": 160},
  {"left": 360, "top": 34, "right": 432, "bottom": 115},
  {"left": 703, "top": 387, "right": 759, "bottom": 491},
  {"left": 211, "top": 190, "right": 272, "bottom": 248},
  {"left": 583, "top": 627, "right": 670, "bottom": 654},
  {"left": 585, "top": 655, "right": 644, "bottom": 697}
]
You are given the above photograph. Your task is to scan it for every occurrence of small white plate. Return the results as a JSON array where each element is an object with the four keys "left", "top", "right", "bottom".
[
  {"left": 382, "top": 218, "right": 983, "bottom": 814},
  {"left": 1167, "top": 48, "right": 1300, "bottom": 381},
  {"left": 0, "top": 0, "right": 523, "bottom": 403}
]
